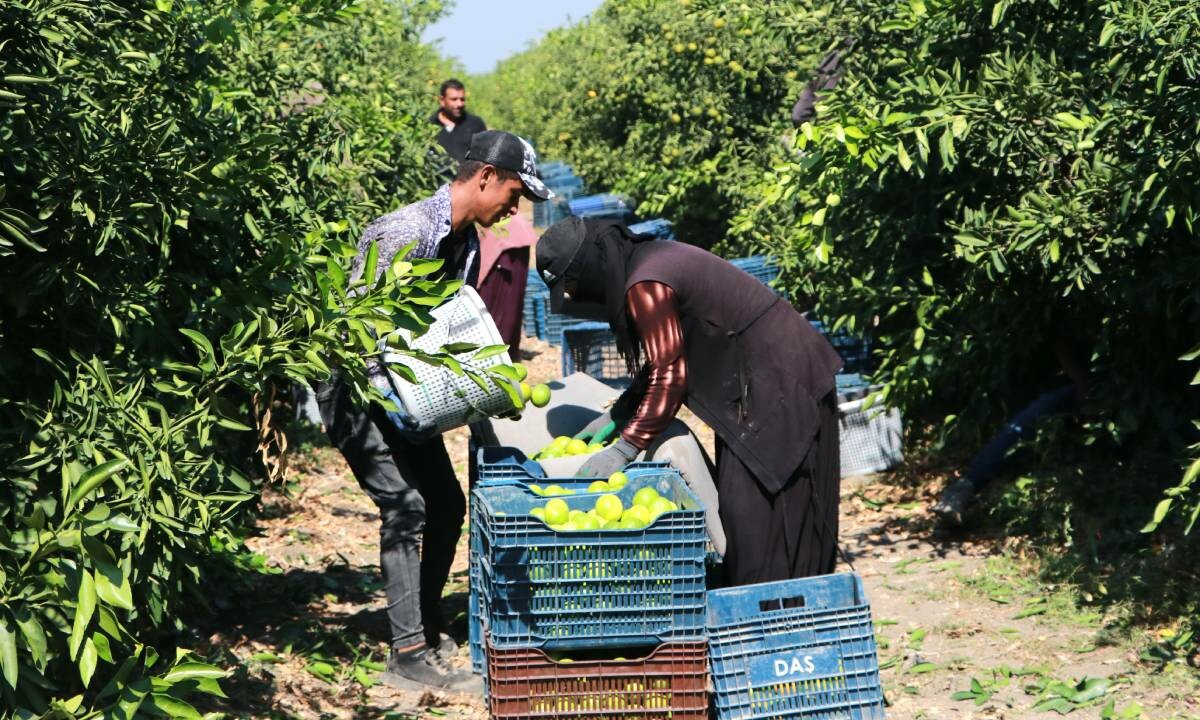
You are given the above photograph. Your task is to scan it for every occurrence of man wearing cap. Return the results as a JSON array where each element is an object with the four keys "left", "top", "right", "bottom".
[{"left": 313, "top": 131, "right": 551, "bottom": 693}]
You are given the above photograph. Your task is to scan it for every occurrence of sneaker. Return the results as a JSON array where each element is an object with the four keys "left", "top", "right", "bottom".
[
  {"left": 931, "top": 477, "right": 977, "bottom": 527},
  {"left": 380, "top": 645, "right": 482, "bottom": 694}
]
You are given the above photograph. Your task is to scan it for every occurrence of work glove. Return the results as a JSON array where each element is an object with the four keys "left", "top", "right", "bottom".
[
  {"left": 382, "top": 391, "right": 440, "bottom": 442},
  {"left": 574, "top": 410, "right": 616, "bottom": 444},
  {"left": 575, "top": 438, "right": 639, "bottom": 479}
]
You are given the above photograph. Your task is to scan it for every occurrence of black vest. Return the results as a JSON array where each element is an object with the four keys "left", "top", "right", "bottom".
[{"left": 627, "top": 242, "right": 844, "bottom": 493}]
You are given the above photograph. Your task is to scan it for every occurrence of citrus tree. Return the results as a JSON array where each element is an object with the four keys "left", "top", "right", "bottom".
[
  {"left": 0, "top": 0, "right": 471, "bottom": 714},
  {"left": 474, "top": 0, "right": 831, "bottom": 247},
  {"left": 733, "top": 0, "right": 1200, "bottom": 529}
]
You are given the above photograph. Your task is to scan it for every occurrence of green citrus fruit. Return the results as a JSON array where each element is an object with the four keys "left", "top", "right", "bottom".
[
  {"left": 544, "top": 484, "right": 565, "bottom": 496},
  {"left": 567, "top": 438, "right": 589, "bottom": 455},
  {"left": 520, "top": 382, "right": 532, "bottom": 402},
  {"left": 633, "top": 487, "right": 661, "bottom": 509},
  {"left": 607, "top": 471, "right": 629, "bottom": 489},
  {"left": 551, "top": 436, "right": 572, "bottom": 452},
  {"left": 622, "top": 505, "right": 652, "bottom": 526},
  {"left": 530, "top": 383, "right": 551, "bottom": 407},
  {"left": 530, "top": 507, "right": 546, "bottom": 521},
  {"left": 544, "top": 499, "right": 569, "bottom": 525},
  {"left": 649, "top": 496, "right": 674, "bottom": 519},
  {"left": 587, "top": 480, "right": 610, "bottom": 493},
  {"left": 595, "top": 494, "right": 624, "bottom": 522},
  {"left": 528, "top": 483, "right": 543, "bottom": 495}
]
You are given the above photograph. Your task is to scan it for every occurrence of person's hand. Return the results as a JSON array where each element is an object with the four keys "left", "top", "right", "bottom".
[
  {"left": 382, "top": 395, "right": 440, "bottom": 442},
  {"left": 574, "top": 411, "right": 614, "bottom": 442},
  {"left": 575, "top": 438, "right": 638, "bottom": 478}
]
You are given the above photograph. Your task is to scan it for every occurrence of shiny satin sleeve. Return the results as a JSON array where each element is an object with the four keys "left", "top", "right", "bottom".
[{"left": 621, "top": 281, "right": 687, "bottom": 449}]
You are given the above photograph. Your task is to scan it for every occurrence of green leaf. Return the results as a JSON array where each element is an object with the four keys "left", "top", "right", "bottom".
[
  {"left": 79, "top": 637, "right": 98, "bottom": 687},
  {"left": 70, "top": 571, "right": 97, "bottom": 658},
  {"left": 1099, "top": 20, "right": 1117, "bottom": 46},
  {"left": 164, "top": 661, "right": 226, "bottom": 683},
  {"left": 179, "top": 329, "right": 216, "bottom": 368},
  {"left": 362, "top": 240, "right": 379, "bottom": 284},
  {"left": 67, "top": 458, "right": 130, "bottom": 512},
  {"left": 950, "top": 691, "right": 977, "bottom": 701},
  {"left": 15, "top": 606, "right": 47, "bottom": 669},
  {"left": 441, "top": 342, "right": 478, "bottom": 354},
  {"left": 144, "top": 693, "right": 202, "bottom": 719},
  {"left": 94, "top": 560, "right": 135, "bottom": 611},
  {"left": 0, "top": 613, "right": 18, "bottom": 689},
  {"left": 473, "top": 344, "right": 511, "bottom": 361},
  {"left": 896, "top": 141, "right": 913, "bottom": 171},
  {"left": 1141, "top": 498, "right": 1173, "bottom": 532},
  {"left": 909, "top": 662, "right": 937, "bottom": 674}
]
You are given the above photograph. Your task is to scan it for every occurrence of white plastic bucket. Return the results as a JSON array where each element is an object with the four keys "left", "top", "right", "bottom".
[{"left": 382, "top": 286, "right": 519, "bottom": 435}]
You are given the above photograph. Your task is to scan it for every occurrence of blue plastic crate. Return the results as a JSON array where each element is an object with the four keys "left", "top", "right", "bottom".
[
  {"left": 810, "top": 320, "right": 873, "bottom": 375},
  {"left": 474, "top": 472, "right": 707, "bottom": 653},
  {"left": 730, "top": 255, "right": 781, "bottom": 288},
  {"left": 628, "top": 217, "right": 676, "bottom": 240},
  {"left": 707, "top": 573, "right": 886, "bottom": 720},
  {"left": 468, "top": 449, "right": 678, "bottom": 672},
  {"left": 561, "top": 321, "right": 631, "bottom": 388},
  {"left": 476, "top": 445, "right": 671, "bottom": 488},
  {"left": 537, "top": 161, "right": 571, "bottom": 178},
  {"left": 546, "top": 175, "right": 585, "bottom": 195},
  {"left": 568, "top": 193, "right": 635, "bottom": 220},
  {"left": 523, "top": 270, "right": 548, "bottom": 337},
  {"left": 534, "top": 197, "right": 573, "bottom": 228}
]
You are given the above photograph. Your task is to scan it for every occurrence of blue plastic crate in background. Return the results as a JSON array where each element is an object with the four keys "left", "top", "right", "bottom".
[
  {"left": 730, "top": 254, "right": 781, "bottom": 287},
  {"left": 707, "top": 573, "right": 886, "bottom": 720},
  {"left": 523, "top": 269, "right": 548, "bottom": 337},
  {"left": 810, "top": 320, "right": 873, "bottom": 375},
  {"left": 628, "top": 217, "right": 676, "bottom": 240},
  {"left": 561, "top": 321, "right": 631, "bottom": 388},
  {"left": 537, "top": 160, "right": 571, "bottom": 178},
  {"left": 568, "top": 193, "right": 635, "bottom": 221},
  {"left": 474, "top": 471, "right": 708, "bottom": 653},
  {"left": 469, "top": 447, "right": 677, "bottom": 672},
  {"left": 534, "top": 196, "right": 573, "bottom": 228}
]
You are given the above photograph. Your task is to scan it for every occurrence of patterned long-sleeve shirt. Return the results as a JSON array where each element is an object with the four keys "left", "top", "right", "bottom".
[
  {"left": 621, "top": 281, "right": 688, "bottom": 449},
  {"left": 352, "top": 184, "right": 479, "bottom": 388}
]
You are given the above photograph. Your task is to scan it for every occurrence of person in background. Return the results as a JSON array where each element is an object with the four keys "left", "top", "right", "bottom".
[
  {"left": 536, "top": 217, "right": 845, "bottom": 586},
  {"left": 314, "top": 131, "right": 551, "bottom": 693},
  {"left": 932, "top": 330, "right": 1092, "bottom": 526},
  {"left": 475, "top": 214, "right": 536, "bottom": 360},
  {"left": 431, "top": 78, "right": 487, "bottom": 163}
]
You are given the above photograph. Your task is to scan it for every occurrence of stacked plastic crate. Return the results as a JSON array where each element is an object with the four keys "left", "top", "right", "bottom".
[
  {"left": 535, "top": 162, "right": 585, "bottom": 229},
  {"left": 707, "top": 573, "right": 888, "bottom": 719},
  {"left": 470, "top": 447, "right": 710, "bottom": 719},
  {"left": 567, "top": 193, "right": 635, "bottom": 222},
  {"left": 627, "top": 217, "right": 676, "bottom": 240}
]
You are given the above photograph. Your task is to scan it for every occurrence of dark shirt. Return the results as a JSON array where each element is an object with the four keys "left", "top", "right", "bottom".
[
  {"left": 430, "top": 110, "right": 487, "bottom": 162},
  {"left": 474, "top": 246, "right": 530, "bottom": 361}
]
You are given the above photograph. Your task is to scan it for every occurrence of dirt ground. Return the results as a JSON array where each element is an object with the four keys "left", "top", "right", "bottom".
[{"left": 198, "top": 335, "right": 1200, "bottom": 720}]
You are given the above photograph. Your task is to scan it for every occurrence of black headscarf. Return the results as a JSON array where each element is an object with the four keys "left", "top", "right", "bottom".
[{"left": 536, "top": 217, "right": 655, "bottom": 374}]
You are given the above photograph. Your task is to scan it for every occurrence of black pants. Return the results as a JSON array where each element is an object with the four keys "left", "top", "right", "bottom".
[
  {"left": 717, "top": 390, "right": 840, "bottom": 586},
  {"left": 314, "top": 375, "right": 465, "bottom": 649}
]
